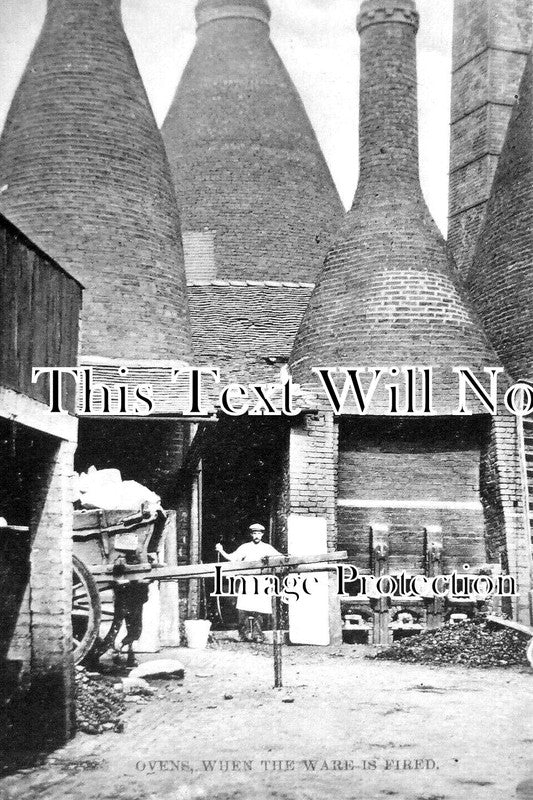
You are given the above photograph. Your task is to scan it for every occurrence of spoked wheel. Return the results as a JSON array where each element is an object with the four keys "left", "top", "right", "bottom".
[
  {"left": 72, "top": 554, "right": 101, "bottom": 664},
  {"left": 98, "top": 589, "right": 119, "bottom": 648}
]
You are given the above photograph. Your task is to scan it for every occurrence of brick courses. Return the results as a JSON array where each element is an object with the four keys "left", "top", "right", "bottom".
[
  {"left": 1, "top": 436, "right": 78, "bottom": 751},
  {"left": 448, "top": 0, "right": 532, "bottom": 276},
  {"left": 337, "top": 417, "right": 488, "bottom": 573},
  {"left": 290, "top": 0, "right": 500, "bottom": 415},
  {"left": 27, "top": 438, "right": 76, "bottom": 747},
  {"left": 0, "top": 0, "right": 191, "bottom": 362},
  {"left": 287, "top": 412, "right": 338, "bottom": 549},
  {"left": 0, "top": 0, "right": 530, "bottom": 703},
  {"left": 162, "top": 0, "right": 343, "bottom": 284},
  {"left": 467, "top": 52, "right": 533, "bottom": 384},
  {"left": 482, "top": 415, "right": 531, "bottom": 620},
  {"left": 284, "top": 1, "right": 527, "bottom": 614},
  {"left": 0, "top": 217, "right": 81, "bottom": 749}
]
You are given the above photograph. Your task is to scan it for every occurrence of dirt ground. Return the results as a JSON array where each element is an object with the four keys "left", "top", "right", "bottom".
[{"left": 1, "top": 641, "right": 532, "bottom": 800}]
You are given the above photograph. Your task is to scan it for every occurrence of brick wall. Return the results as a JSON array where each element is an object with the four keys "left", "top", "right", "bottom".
[
  {"left": 2, "top": 434, "right": 77, "bottom": 751},
  {"left": 27, "top": 438, "right": 76, "bottom": 747},
  {"left": 480, "top": 423, "right": 508, "bottom": 561},
  {"left": 337, "top": 417, "right": 488, "bottom": 573},
  {"left": 182, "top": 230, "right": 217, "bottom": 282},
  {"left": 176, "top": 477, "right": 193, "bottom": 626},
  {"left": 0, "top": 422, "right": 55, "bottom": 734},
  {"left": 338, "top": 506, "right": 487, "bottom": 573},
  {"left": 486, "top": 415, "right": 531, "bottom": 621},
  {"left": 466, "top": 53, "right": 533, "bottom": 383},
  {"left": 281, "top": 410, "right": 529, "bottom": 622},
  {"left": 289, "top": 1, "right": 500, "bottom": 409},
  {"left": 448, "top": 0, "right": 532, "bottom": 275},
  {"left": 285, "top": 412, "right": 338, "bottom": 550},
  {"left": 0, "top": 534, "right": 31, "bottom": 715}
]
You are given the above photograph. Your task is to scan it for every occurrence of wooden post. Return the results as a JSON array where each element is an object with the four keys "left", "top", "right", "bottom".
[
  {"left": 90, "top": 551, "right": 349, "bottom": 583},
  {"left": 188, "top": 463, "right": 202, "bottom": 618},
  {"left": 272, "top": 594, "right": 283, "bottom": 688},
  {"left": 160, "top": 511, "right": 180, "bottom": 646},
  {"left": 425, "top": 525, "right": 444, "bottom": 629},
  {"left": 371, "top": 524, "right": 390, "bottom": 645}
]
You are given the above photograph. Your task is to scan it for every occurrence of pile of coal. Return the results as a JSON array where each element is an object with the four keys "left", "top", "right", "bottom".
[
  {"left": 75, "top": 667, "right": 125, "bottom": 734},
  {"left": 374, "top": 619, "right": 530, "bottom": 668}
]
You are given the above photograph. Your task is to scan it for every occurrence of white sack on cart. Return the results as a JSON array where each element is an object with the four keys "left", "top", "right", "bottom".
[{"left": 74, "top": 466, "right": 161, "bottom": 511}]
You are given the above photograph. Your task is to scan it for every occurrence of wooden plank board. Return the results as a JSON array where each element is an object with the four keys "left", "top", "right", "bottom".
[
  {"left": 486, "top": 614, "right": 533, "bottom": 638},
  {"left": 0, "top": 225, "right": 8, "bottom": 387},
  {"left": 89, "top": 551, "right": 348, "bottom": 582},
  {"left": 0, "top": 222, "right": 81, "bottom": 405},
  {"left": 17, "top": 243, "right": 33, "bottom": 395},
  {"left": 0, "top": 525, "right": 31, "bottom": 534},
  {"left": 2, "top": 233, "right": 18, "bottom": 388},
  {"left": 30, "top": 257, "right": 49, "bottom": 405}
]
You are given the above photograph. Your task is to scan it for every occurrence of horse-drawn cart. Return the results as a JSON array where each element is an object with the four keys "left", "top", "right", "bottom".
[{"left": 72, "top": 507, "right": 347, "bottom": 686}]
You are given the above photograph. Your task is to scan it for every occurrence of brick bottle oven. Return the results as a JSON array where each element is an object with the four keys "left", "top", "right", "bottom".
[
  {"left": 0, "top": 0, "right": 195, "bottom": 503},
  {"left": 0, "top": 0, "right": 191, "bottom": 363},
  {"left": 162, "top": 0, "right": 343, "bottom": 284},
  {"left": 285, "top": 0, "right": 531, "bottom": 640},
  {"left": 164, "top": 0, "right": 345, "bottom": 623}
]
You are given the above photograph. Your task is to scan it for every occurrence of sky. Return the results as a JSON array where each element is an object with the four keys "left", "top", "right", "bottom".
[{"left": 0, "top": 0, "right": 453, "bottom": 233}]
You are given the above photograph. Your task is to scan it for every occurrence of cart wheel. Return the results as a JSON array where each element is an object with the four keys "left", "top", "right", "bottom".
[{"left": 72, "top": 554, "right": 101, "bottom": 663}]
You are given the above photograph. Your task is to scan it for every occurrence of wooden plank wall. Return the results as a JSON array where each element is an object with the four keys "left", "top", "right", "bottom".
[{"left": 0, "top": 216, "right": 82, "bottom": 413}]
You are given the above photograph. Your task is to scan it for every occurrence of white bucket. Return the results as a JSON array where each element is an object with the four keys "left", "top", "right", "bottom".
[{"left": 184, "top": 619, "right": 211, "bottom": 649}]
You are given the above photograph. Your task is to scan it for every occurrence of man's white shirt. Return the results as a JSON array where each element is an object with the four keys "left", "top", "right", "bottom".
[{"left": 229, "top": 540, "right": 281, "bottom": 613}]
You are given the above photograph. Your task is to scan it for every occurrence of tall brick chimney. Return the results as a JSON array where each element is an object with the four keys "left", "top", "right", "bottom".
[
  {"left": 357, "top": 0, "right": 420, "bottom": 189},
  {"left": 467, "top": 51, "right": 533, "bottom": 383},
  {"left": 161, "top": 0, "right": 343, "bottom": 283},
  {"left": 0, "top": 0, "right": 191, "bottom": 361},
  {"left": 290, "top": 0, "right": 499, "bottom": 414},
  {"left": 448, "top": 0, "right": 532, "bottom": 276}
]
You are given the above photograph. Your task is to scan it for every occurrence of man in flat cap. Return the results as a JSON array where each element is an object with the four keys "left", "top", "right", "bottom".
[{"left": 216, "top": 523, "right": 281, "bottom": 642}]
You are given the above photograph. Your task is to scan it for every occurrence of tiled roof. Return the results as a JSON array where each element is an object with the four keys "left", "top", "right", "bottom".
[{"left": 188, "top": 282, "right": 313, "bottom": 383}]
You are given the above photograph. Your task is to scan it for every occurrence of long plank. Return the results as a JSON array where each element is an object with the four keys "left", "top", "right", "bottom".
[
  {"left": 89, "top": 551, "right": 348, "bottom": 582},
  {"left": 486, "top": 614, "right": 533, "bottom": 638}
]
